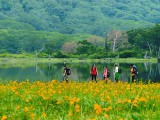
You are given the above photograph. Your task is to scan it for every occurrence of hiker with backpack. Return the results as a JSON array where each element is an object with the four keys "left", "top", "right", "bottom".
[
  {"left": 114, "top": 63, "right": 120, "bottom": 82},
  {"left": 103, "top": 66, "right": 110, "bottom": 82},
  {"left": 90, "top": 64, "right": 98, "bottom": 83},
  {"left": 63, "top": 65, "right": 71, "bottom": 82},
  {"left": 130, "top": 64, "right": 138, "bottom": 83}
]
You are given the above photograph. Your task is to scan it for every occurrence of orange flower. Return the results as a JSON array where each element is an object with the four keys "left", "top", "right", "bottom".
[
  {"left": 88, "top": 119, "right": 96, "bottom": 120},
  {"left": 139, "top": 97, "right": 147, "bottom": 102},
  {"left": 16, "top": 105, "right": 20, "bottom": 110},
  {"left": 42, "top": 113, "right": 46, "bottom": 117},
  {"left": 30, "top": 113, "right": 34, "bottom": 120},
  {"left": 104, "top": 114, "right": 109, "bottom": 119},
  {"left": 75, "top": 104, "right": 80, "bottom": 113},
  {"left": 68, "top": 111, "right": 73, "bottom": 117},
  {"left": 132, "top": 99, "right": 138, "bottom": 104},
  {"left": 15, "top": 91, "right": 19, "bottom": 95},
  {"left": 69, "top": 98, "right": 80, "bottom": 105},
  {"left": 1, "top": 115, "right": 7, "bottom": 120},
  {"left": 133, "top": 103, "right": 138, "bottom": 107},
  {"left": 118, "top": 99, "right": 122, "bottom": 103},
  {"left": 70, "top": 101, "right": 74, "bottom": 105},
  {"left": 94, "top": 103, "right": 102, "bottom": 115},
  {"left": 102, "top": 106, "right": 112, "bottom": 112},
  {"left": 100, "top": 98, "right": 106, "bottom": 102},
  {"left": 56, "top": 100, "right": 61, "bottom": 104}
]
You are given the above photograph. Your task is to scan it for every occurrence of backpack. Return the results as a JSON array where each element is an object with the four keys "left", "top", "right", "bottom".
[
  {"left": 107, "top": 70, "right": 110, "bottom": 77},
  {"left": 118, "top": 67, "right": 122, "bottom": 74},
  {"left": 66, "top": 67, "right": 71, "bottom": 75},
  {"left": 133, "top": 65, "right": 138, "bottom": 75}
]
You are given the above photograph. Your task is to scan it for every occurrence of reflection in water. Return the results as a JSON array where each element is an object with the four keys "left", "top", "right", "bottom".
[
  {"left": 0, "top": 62, "right": 159, "bottom": 83},
  {"left": 158, "top": 63, "right": 160, "bottom": 74},
  {"left": 144, "top": 62, "right": 153, "bottom": 80}
]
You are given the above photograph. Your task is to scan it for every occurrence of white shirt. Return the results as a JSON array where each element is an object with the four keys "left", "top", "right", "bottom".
[{"left": 115, "top": 66, "right": 118, "bottom": 73}]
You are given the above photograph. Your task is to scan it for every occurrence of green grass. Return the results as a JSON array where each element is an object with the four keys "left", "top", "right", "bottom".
[{"left": 0, "top": 57, "right": 157, "bottom": 65}]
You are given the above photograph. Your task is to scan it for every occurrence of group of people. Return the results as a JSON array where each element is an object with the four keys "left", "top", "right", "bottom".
[
  {"left": 63, "top": 63, "right": 137, "bottom": 83},
  {"left": 90, "top": 63, "right": 120, "bottom": 83}
]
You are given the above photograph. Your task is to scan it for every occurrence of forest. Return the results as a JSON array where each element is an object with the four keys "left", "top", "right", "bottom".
[
  {"left": 0, "top": 0, "right": 160, "bottom": 58},
  {"left": 1, "top": 0, "right": 160, "bottom": 35},
  {"left": 0, "top": 24, "right": 159, "bottom": 58}
]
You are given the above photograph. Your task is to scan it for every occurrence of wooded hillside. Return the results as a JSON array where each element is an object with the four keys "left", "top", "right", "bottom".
[{"left": 1, "top": 0, "right": 160, "bottom": 36}]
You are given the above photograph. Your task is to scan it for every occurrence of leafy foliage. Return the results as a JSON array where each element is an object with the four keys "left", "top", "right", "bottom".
[
  {"left": 127, "top": 24, "right": 160, "bottom": 57},
  {"left": 0, "top": 29, "right": 93, "bottom": 54}
]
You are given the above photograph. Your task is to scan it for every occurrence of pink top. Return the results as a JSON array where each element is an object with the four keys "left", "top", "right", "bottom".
[{"left": 103, "top": 68, "right": 108, "bottom": 77}]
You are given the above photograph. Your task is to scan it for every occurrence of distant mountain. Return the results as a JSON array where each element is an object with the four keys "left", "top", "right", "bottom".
[{"left": 0, "top": 0, "right": 159, "bottom": 36}]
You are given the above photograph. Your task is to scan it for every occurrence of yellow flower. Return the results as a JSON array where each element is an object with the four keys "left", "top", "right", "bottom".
[
  {"left": 24, "top": 107, "right": 29, "bottom": 112},
  {"left": 15, "top": 91, "right": 19, "bottom": 95},
  {"left": 16, "top": 105, "right": 20, "bottom": 110},
  {"left": 127, "top": 100, "right": 131, "bottom": 103},
  {"left": 75, "top": 108, "right": 80, "bottom": 113},
  {"left": 69, "top": 98, "right": 80, "bottom": 105},
  {"left": 132, "top": 99, "right": 138, "bottom": 104},
  {"left": 139, "top": 97, "right": 147, "bottom": 102},
  {"left": 88, "top": 119, "right": 96, "bottom": 120},
  {"left": 1, "top": 115, "right": 7, "bottom": 120},
  {"left": 100, "top": 93, "right": 104, "bottom": 97},
  {"left": 133, "top": 103, "right": 138, "bottom": 107},
  {"left": 119, "top": 91, "right": 123, "bottom": 94},
  {"left": 107, "top": 80, "right": 111, "bottom": 83},
  {"left": 68, "top": 111, "right": 73, "bottom": 117},
  {"left": 102, "top": 106, "right": 112, "bottom": 112},
  {"left": 75, "top": 104, "right": 80, "bottom": 113},
  {"left": 56, "top": 100, "right": 61, "bottom": 104},
  {"left": 118, "top": 99, "right": 122, "bottom": 103},
  {"left": 123, "top": 98, "right": 128, "bottom": 102},
  {"left": 104, "top": 114, "right": 109, "bottom": 118},
  {"left": 70, "top": 101, "right": 74, "bottom": 105},
  {"left": 42, "top": 113, "right": 46, "bottom": 117},
  {"left": 30, "top": 113, "right": 34, "bottom": 120},
  {"left": 100, "top": 98, "right": 106, "bottom": 102}
]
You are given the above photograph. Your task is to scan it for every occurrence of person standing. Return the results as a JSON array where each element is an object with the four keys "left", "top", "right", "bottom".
[
  {"left": 130, "top": 64, "right": 136, "bottom": 83},
  {"left": 90, "top": 64, "right": 98, "bottom": 83},
  {"left": 114, "top": 63, "right": 119, "bottom": 82},
  {"left": 103, "top": 66, "right": 108, "bottom": 82},
  {"left": 62, "top": 65, "right": 71, "bottom": 82}
]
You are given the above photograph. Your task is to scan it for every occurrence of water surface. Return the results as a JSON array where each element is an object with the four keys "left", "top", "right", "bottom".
[{"left": 0, "top": 62, "right": 160, "bottom": 83}]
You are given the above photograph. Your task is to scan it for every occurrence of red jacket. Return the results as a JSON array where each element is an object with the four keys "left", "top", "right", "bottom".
[{"left": 91, "top": 67, "right": 97, "bottom": 75}]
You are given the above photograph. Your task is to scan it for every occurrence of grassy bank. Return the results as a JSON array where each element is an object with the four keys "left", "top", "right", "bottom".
[
  {"left": 0, "top": 80, "right": 160, "bottom": 120},
  {"left": 0, "top": 57, "right": 157, "bottom": 65}
]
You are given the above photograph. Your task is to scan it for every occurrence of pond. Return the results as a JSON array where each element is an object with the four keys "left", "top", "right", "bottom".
[{"left": 0, "top": 62, "right": 160, "bottom": 83}]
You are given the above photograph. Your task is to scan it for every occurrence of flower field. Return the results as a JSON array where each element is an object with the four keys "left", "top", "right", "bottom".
[{"left": 1, "top": 80, "right": 160, "bottom": 120}]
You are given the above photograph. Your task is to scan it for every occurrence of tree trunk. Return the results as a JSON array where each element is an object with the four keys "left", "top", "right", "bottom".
[
  {"left": 105, "top": 32, "right": 109, "bottom": 52},
  {"left": 146, "top": 42, "right": 152, "bottom": 57},
  {"left": 112, "top": 32, "right": 119, "bottom": 52}
]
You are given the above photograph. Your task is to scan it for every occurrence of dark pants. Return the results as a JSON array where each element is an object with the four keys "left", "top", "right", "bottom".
[
  {"left": 132, "top": 75, "right": 136, "bottom": 82},
  {"left": 91, "top": 75, "right": 97, "bottom": 82},
  {"left": 63, "top": 74, "right": 68, "bottom": 82}
]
